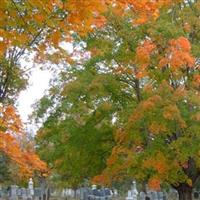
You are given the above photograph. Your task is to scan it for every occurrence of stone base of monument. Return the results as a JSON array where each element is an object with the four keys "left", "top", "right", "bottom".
[{"left": 125, "top": 191, "right": 135, "bottom": 200}]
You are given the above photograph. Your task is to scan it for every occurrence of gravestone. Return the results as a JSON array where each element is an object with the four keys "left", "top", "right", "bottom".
[
  {"left": 126, "top": 181, "right": 138, "bottom": 200},
  {"left": 0, "top": 190, "right": 3, "bottom": 199},
  {"left": 21, "top": 188, "right": 27, "bottom": 200},
  {"left": 126, "top": 190, "right": 133, "bottom": 200},
  {"left": 113, "top": 189, "right": 118, "bottom": 197},
  {"left": 34, "top": 188, "right": 42, "bottom": 200},
  {"left": 131, "top": 181, "right": 138, "bottom": 199},
  {"left": 10, "top": 185, "right": 18, "bottom": 200},
  {"left": 194, "top": 191, "right": 199, "bottom": 199},
  {"left": 168, "top": 188, "right": 178, "bottom": 199},
  {"left": 151, "top": 191, "right": 158, "bottom": 200},
  {"left": 139, "top": 191, "right": 146, "bottom": 200},
  {"left": 28, "top": 178, "right": 34, "bottom": 197},
  {"left": 17, "top": 188, "right": 22, "bottom": 198},
  {"left": 157, "top": 191, "right": 165, "bottom": 200},
  {"left": 146, "top": 191, "right": 152, "bottom": 200}
]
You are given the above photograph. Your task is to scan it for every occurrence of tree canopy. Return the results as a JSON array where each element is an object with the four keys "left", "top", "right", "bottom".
[{"left": 2, "top": 0, "right": 200, "bottom": 200}]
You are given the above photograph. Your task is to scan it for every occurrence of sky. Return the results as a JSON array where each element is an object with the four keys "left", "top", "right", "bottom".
[
  {"left": 17, "top": 42, "right": 73, "bottom": 132},
  {"left": 17, "top": 67, "right": 52, "bottom": 123}
]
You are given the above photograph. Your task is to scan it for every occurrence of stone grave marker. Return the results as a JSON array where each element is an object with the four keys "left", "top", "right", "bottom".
[
  {"left": 139, "top": 191, "right": 146, "bottom": 200},
  {"left": 146, "top": 191, "right": 152, "bottom": 200},
  {"left": 151, "top": 191, "right": 158, "bottom": 200},
  {"left": 10, "top": 185, "right": 18, "bottom": 200},
  {"left": 157, "top": 191, "right": 165, "bottom": 200},
  {"left": 0, "top": 190, "right": 2, "bottom": 199},
  {"left": 126, "top": 190, "right": 133, "bottom": 200},
  {"left": 17, "top": 188, "right": 22, "bottom": 198},
  {"left": 21, "top": 188, "right": 27, "bottom": 200},
  {"left": 34, "top": 188, "right": 42, "bottom": 200},
  {"left": 194, "top": 191, "right": 199, "bottom": 199}
]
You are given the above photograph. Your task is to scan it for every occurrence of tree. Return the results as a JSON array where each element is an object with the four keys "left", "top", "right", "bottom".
[
  {"left": 90, "top": 2, "right": 200, "bottom": 200},
  {"left": 0, "top": 104, "right": 47, "bottom": 182},
  {"left": 33, "top": 64, "right": 123, "bottom": 187},
  {"left": 33, "top": 1, "right": 200, "bottom": 199},
  {"left": 0, "top": 2, "right": 47, "bottom": 183}
]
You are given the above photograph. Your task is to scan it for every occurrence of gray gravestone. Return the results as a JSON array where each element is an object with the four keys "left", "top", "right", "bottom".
[
  {"left": 34, "top": 188, "right": 42, "bottom": 200},
  {"left": 151, "top": 191, "right": 158, "bottom": 200},
  {"left": 139, "top": 191, "right": 146, "bottom": 200},
  {"left": 146, "top": 191, "right": 152, "bottom": 200},
  {"left": 21, "top": 188, "right": 27, "bottom": 200},
  {"left": 157, "top": 191, "right": 164, "bottom": 200},
  {"left": 193, "top": 191, "right": 199, "bottom": 199},
  {"left": 10, "top": 185, "right": 18, "bottom": 200},
  {"left": 17, "top": 188, "right": 22, "bottom": 197}
]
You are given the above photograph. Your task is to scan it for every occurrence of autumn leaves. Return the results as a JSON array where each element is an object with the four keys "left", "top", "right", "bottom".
[{"left": 0, "top": 105, "right": 47, "bottom": 179}]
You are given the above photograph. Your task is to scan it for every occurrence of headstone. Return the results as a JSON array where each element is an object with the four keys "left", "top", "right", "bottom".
[
  {"left": 0, "top": 189, "right": 3, "bottom": 199},
  {"left": 151, "top": 191, "right": 158, "bottom": 200},
  {"left": 80, "top": 187, "right": 85, "bottom": 200},
  {"left": 139, "top": 191, "right": 146, "bottom": 200},
  {"left": 10, "top": 185, "right": 18, "bottom": 200},
  {"left": 194, "top": 191, "right": 199, "bottom": 199},
  {"left": 146, "top": 191, "right": 152, "bottom": 200},
  {"left": 21, "top": 188, "right": 27, "bottom": 200},
  {"left": 34, "top": 188, "right": 42, "bottom": 197},
  {"left": 131, "top": 180, "right": 138, "bottom": 200},
  {"left": 157, "top": 191, "right": 164, "bottom": 200},
  {"left": 17, "top": 188, "right": 22, "bottom": 197},
  {"left": 126, "top": 190, "right": 133, "bottom": 200},
  {"left": 126, "top": 181, "right": 138, "bottom": 200},
  {"left": 113, "top": 189, "right": 118, "bottom": 197},
  {"left": 28, "top": 178, "right": 34, "bottom": 197},
  {"left": 168, "top": 189, "right": 178, "bottom": 200}
]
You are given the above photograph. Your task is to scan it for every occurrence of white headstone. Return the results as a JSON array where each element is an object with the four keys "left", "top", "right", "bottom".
[
  {"left": 126, "top": 181, "right": 138, "bottom": 200},
  {"left": 28, "top": 178, "right": 34, "bottom": 196},
  {"left": 131, "top": 180, "right": 138, "bottom": 199},
  {"left": 126, "top": 190, "right": 134, "bottom": 200},
  {"left": 114, "top": 189, "right": 118, "bottom": 197}
]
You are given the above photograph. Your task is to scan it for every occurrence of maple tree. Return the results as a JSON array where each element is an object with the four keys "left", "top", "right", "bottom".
[
  {"left": 0, "top": 104, "right": 47, "bottom": 183},
  {"left": 33, "top": 65, "right": 117, "bottom": 188},
  {"left": 0, "top": 0, "right": 181, "bottom": 63},
  {"left": 32, "top": 1, "right": 200, "bottom": 199}
]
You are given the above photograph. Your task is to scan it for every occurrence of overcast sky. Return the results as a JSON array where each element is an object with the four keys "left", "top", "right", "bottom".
[
  {"left": 17, "top": 42, "right": 73, "bottom": 131},
  {"left": 17, "top": 67, "right": 52, "bottom": 123}
]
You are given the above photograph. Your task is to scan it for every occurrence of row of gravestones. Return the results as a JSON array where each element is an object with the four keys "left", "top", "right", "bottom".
[
  {"left": 127, "top": 190, "right": 200, "bottom": 200},
  {"left": 0, "top": 185, "right": 44, "bottom": 200},
  {"left": 125, "top": 181, "right": 200, "bottom": 200},
  {"left": 166, "top": 189, "right": 200, "bottom": 200},
  {"left": 138, "top": 191, "right": 167, "bottom": 200}
]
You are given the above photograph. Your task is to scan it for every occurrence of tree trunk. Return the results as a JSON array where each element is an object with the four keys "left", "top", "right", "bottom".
[{"left": 177, "top": 184, "right": 192, "bottom": 200}]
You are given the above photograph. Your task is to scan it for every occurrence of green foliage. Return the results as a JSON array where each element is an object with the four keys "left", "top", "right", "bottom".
[{"left": 34, "top": 2, "right": 200, "bottom": 199}]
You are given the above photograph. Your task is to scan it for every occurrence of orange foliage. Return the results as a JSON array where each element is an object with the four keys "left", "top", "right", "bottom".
[
  {"left": 159, "top": 37, "right": 195, "bottom": 69},
  {"left": 0, "top": 0, "right": 179, "bottom": 56},
  {"left": 193, "top": 74, "right": 200, "bottom": 87},
  {"left": 92, "top": 173, "right": 111, "bottom": 186},
  {"left": 148, "top": 122, "right": 166, "bottom": 135},
  {"left": 0, "top": 105, "right": 47, "bottom": 178},
  {"left": 114, "top": 0, "right": 180, "bottom": 25},
  {"left": 143, "top": 152, "right": 168, "bottom": 175},
  {"left": 135, "top": 40, "right": 156, "bottom": 78},
  {"left": 148, "top": 177, "right": 161, "bottom": 191},
  {"left": 129, "top": 95, "right": 162, "bottom": 122}
]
